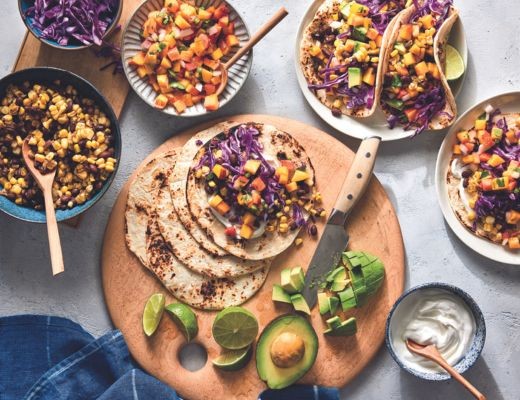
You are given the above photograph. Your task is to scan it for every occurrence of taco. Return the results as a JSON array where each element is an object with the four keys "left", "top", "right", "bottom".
[
  {"left": 380, "top": 0, "right": 458, "bottom": 134},
  {"left": 185, "top": 122, "right": 321, "bottom": 261},
  {"left": 300, "top": 0, "right": 407, "bottom": 117},
  {"left": 447, "top": 109, "right": 519, "bottom": 250}
]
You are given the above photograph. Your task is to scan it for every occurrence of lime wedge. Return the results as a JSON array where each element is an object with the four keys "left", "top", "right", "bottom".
[
  {"left": 212, "top": 346, "right": 252, "bottom": 371},
  {"left": 445, "top": 44, "right": 464, "bottom": 81},
  {"left": 165, "top": 303, "right": 198, "bottom": 342},
  {"left": 212, "top": 307, "right": 258, "bottom": 350},
  {"left": 143, "top": 293, "right": 165, "bottom": 337}
]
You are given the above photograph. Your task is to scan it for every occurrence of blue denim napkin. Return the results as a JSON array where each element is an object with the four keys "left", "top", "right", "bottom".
[{"left": 0, "top": 315, "right": 339, "bottom": 400}]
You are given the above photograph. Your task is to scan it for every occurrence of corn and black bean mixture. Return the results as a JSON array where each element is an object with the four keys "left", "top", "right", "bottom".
[{"left": 0, "top": 81, "right": 117, "bottom": 210}]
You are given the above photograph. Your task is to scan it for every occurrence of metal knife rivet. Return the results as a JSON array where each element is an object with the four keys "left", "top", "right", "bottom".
[
  {"left": 365, "top": 152, "right": 371, "bottom": 158},
  {"left": 357, "top": 173, "right": 362, "bottom": 179},
  {"left": 347, "top": 194, "right": 353, "bottom": 200}
]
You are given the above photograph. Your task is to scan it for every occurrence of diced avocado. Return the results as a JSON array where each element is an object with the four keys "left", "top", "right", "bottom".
[
  {"left": 318, "top": 292, "right": 330, "bottom": 315},
  {"left": 281, "top": 267, "right": 304, "bottom": 294},
  {"left": 326, "top": 316, "right": 342, "bottom": 330},
  {"left": 353, "top": 41, "right": 364, "bottom": 52},
  {"left": 491, "top": 127, "right": 503, "bottom": 140},
  {"left": 394, "top": 43, "right": 406, "bottom": 54},
  {"left": 272, "top": 284, "right": 292, "bottom": 304},
  {"left": 256, "top": 314, "right": 318, "bottom": 390},
  {"left": 349, "top": 268, "right": 368, "bottom": 306},
  {"left": 348, "top": 67, "right": 362, "bottom": 88},
  {"left": 290, "top": 294, "right": 311, "bottom": 315},
  {"left": 342, "top": 252, "right": 361, "bottom": 270},
  {"left": 330, "top": 279, "right": 349, "bottom": 292},
  {"left": 338, "top": 286, "right": 357, "bottom": 312},
  {"left": 352, "top": 26, "right": 368, "bottom": 42},
  {"left": 326, "top": 267, "right": 346, "bottom": 283},
  {"left": 361, "top": 259, "right": 385, "bottom": 296},
  {"left": 391, "top": 75, "right": 402, "bottom": 88},
  {"left": 328, "top": 296, "right": 340, "bottom": 315},
  {"left": 385, "top": 99, "right": 404, "bottom": 111},
  {"left": 324, "top": 317, "right": 357, "bottom": 337}
]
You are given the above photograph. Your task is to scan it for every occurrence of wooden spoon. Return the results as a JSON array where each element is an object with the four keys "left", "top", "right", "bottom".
[
  {"left": 22, "top": 139, "right": 64, "bottom": 276},
  {"left": 215, "top": 7, "right": 288, "bottom": 96},
  {"left": 406, "top": 340, "right": 486, "bottom": 400}
]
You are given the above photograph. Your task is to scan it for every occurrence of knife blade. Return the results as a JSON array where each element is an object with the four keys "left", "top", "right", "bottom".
[{"left": 302, "top": 136, "right": 381, "bottom": 308}]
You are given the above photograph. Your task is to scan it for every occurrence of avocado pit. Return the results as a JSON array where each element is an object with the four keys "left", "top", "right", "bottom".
[{"left": 269, "top": 331, "right": 305, "bottom": 368}]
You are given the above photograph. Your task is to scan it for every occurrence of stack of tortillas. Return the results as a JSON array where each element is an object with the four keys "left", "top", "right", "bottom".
[{"left": 125, "top": 121, "right": 315, "bottom": 310}]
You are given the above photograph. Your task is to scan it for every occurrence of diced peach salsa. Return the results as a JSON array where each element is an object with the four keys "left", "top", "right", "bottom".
[{"left": 128, "top": 0, "right": 240, "bottom": 113}]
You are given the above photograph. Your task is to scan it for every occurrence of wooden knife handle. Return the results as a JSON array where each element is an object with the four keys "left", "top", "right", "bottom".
[{"left": 333, "top": 137, "right": 381, "bottom": 220}]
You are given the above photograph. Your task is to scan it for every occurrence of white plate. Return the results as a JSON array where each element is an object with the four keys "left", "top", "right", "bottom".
[
  {"left": 435, "top": 92, "right": 520, "bottom": 265},
  {"left": 294, "top": 0, "right": 468, "bottom": 141},
  {"left": 122, "top": 0, "right": 252, "bottom": 117}
]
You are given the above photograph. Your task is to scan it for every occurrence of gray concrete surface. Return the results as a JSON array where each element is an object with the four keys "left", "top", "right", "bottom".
[{"left": 0, "top": 1, "right": 519, "bottom": 399}]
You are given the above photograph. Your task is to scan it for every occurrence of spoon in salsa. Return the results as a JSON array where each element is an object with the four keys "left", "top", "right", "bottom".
[
  {"left": 215, "top": 7, "right": 288, "bottom": 97},
  {"left": 406, "top": 339, "right": 486, "bottom": 400},
  {"left": 22, "top": 138, "right": 64, "bottom": 276}
]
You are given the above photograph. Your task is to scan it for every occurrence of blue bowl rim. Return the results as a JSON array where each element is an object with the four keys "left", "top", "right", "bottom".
[
  {"left": 0, "top": 66, "right": 122, "bottom": 223},
  {"left": 18, "top": 0, "right": 123, "bottom": 50},
  {"left": 385, "top": 282, "right": 486, "bottom": 381}
]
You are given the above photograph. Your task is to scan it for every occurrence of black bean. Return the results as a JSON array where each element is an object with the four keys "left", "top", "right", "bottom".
[
  {"left": 309, "top": 224, "right": 318, "bottom": 236},
  {"left": 461, "top": 170, "right": 473, "bottom": 178},
  {"left": 463, "top": 178, "right": 469, "bottom": 188},
  {"left": 332, "top": 108, "right": 342, "bottom": 117},
  {"left": 290, "top": 222, "right": 298, "bottom": 231}
]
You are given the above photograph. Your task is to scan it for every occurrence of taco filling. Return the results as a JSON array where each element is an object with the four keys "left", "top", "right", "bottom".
[
  {"left": 192, "top": 124, "right": 324, "bottom": 241},
  {"left": 381, "top": 0, "right": 454, "bottom": 134},
  {"left": 451, "top": 108, "right": 520, "bottom": 250},
  {"left": 305, "top": 0, "right": 406, "bottom": 116}
]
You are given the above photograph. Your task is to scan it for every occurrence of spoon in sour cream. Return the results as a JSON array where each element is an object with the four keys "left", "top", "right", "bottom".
[{"left": 406, "top": 340, "right": 486, "bottom": 400}]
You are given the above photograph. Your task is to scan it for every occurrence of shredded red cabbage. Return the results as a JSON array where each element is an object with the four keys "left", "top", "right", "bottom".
[
  {"left": 410, "top": 0, "right": 453, "bottom": 27},
  {"left": 25, "top": 0, "right": 119, "bottom": 46},
  {"left": 475, "top": 192, "right": 520, "bottom": 228}
]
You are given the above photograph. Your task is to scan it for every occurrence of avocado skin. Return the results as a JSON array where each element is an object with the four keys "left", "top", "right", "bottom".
[{"left": 256, "top": 314, "right": 318, "bottom": 390}]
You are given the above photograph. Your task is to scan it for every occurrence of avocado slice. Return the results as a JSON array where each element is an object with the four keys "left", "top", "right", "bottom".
[
  {"left": 328, "top": 296, "right": 340, "bottom": 315},
  {"left": 326, "top": 266, "right": 346, "bottom": 283},
  {"left": 318, "top": 292, "right": 330, "bottom": 315},
  {"left": 281, "top": 267, "right": 304, "bottom": 294},
  {"left": 326, "top": 316, "right": 342, "bottom": 330},
  {"left": 272, "top": 284, "right": 291, "bottom": 304},
  {"left": 342, "top": 252, "right": 361, "bottom": 270},
  {"left": 290, "top": 294, "right": 311, "bottom": 315},
  {"left": 324, "top": 317, "right": 357, "bottom": 337},
  {"left": 349, "top": 267, "right": 368, "bottom": 306},
  {"left": 256, "top": 314, "right": 318, "bottom": 390},
  {"left": 348, "top": 67, "right": 362, "bottom": 88},
  {"left": 338, "top": 286, "right": 357, "bottom": 312},
  {"left": 361, "top": 259, "right": 385, "bottom": 296},
  {"left": 330, "top": 279, "right": 350, "bottom": 292}
]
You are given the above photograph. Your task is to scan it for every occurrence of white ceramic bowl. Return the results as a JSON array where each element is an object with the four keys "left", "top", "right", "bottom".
[
  {"left": 435, "top": 92, "right": 520, "bottom": 265},
  {"left": 294, "top": 0, "right": 468, "bottom": 141},
  {"left": 122, "top": 0, "right": 252, "bottom": 117}
]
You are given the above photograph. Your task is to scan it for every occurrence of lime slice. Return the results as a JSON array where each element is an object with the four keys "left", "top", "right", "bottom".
[
  {"left": 212, "top": 307, "right": 258, "bottom": 350},
  {"left": 445, "top": 44, "right": 464, "bottom": 81},
  {"left": 212, "top": 346, "right": 252, "bottom": 371},
  {"left": 143, "top": 293, "right": 165, "bottom": 337},
  {"left": 165, "top": 303, "right": 198, "bottom": 342}
]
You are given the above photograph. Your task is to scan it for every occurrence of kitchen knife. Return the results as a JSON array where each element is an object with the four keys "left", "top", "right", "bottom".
[{"left": 302, "top": 136, "right": 381, "bottom": 308}]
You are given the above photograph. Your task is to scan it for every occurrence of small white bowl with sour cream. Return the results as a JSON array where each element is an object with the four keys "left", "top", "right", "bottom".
[{"left": 385, "top": 283, "right": 486, "bottom": 380}]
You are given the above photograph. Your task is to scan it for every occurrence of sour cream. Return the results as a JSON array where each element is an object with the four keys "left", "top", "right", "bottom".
[
  {"left": 450, "top": 158, "right": 473, "bottom": 213},
  {"left": 390, "top": 288, "right": 476, "bottom": 374}
]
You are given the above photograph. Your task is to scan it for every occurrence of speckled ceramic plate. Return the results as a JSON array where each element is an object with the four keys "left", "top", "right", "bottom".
[
  {"left": 294, "top": 0, "right": 468, "bottom": 141},
  {"left": 122, "top": 0, "right": 252, "bottom": 117},
  {"left": 435, "top": 92, "right": 520, "bottom": 265}
]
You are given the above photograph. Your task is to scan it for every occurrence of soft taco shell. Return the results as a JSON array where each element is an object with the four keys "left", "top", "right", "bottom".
[
  {"left": 186, "top": 123, "right": 315, "bottom": 261},
  {"left": 300, "top": 0, "right": 402, "bottom": 118},
  {"left": 381, "top": 5, "right": 459, "bottom": 130}
]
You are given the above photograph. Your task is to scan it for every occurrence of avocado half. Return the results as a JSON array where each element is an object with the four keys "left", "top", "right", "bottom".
[{"left": 256, "top": 314, "right": 318, "bottom": 389}]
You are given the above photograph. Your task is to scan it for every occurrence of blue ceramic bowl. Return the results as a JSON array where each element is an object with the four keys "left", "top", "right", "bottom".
[
  {"left": 0, "top": 67, "right": 121, "bottom": 223},
  {"left": 385, "top": 282, "right": 486, "bottom": 381},
  {"left": 18, "top": 0, "right": 122, "bottom": 50}
]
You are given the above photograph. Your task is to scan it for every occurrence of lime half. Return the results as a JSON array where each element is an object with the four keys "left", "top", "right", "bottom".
[
  {"left": 143, "top": 293, "right": 165, "bottom": 337},
  {"left": 165, "top": 303, "right": 198, "bottom": 342},
  {"left": 445, "top": 44, "right": 464, "bottom": 81},
  {"left": 212, "top": 346, "right": 252, "bottom": 371},
  {"left": 212, "top": 307, "right": 258, "bottom": 350}
]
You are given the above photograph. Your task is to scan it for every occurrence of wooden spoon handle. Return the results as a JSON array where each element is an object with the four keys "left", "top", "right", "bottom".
[
  {"left": 43, "top": 189, "right": 64, "bottom": 276},
  {"left": 224, "top": 7, "right": 288, "bottom": 70},
  {"left": 437, "top": 358, "right": 486, "bottom": 400}
]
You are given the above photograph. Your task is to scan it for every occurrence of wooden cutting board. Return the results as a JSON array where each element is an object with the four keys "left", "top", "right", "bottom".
[{"left": 101, "top": 115, "right": 405, "bottom": 399}]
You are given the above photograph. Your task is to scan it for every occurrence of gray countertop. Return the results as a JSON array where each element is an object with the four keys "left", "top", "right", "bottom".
[{"left": 0, "top": 1, "right": 519, "bottom": 399}]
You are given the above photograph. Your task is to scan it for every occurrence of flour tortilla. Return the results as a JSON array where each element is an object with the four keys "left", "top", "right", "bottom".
[
  {"left": 186, "top": 122, "right": 315, "bottom": 261},
  {"left": 156, "top": 167, "right": 271, "bottom": 278},
  {"left": 146, "top": 216, "right": 269, "bottom": 310},
  {"left": 381, "top": 5, "right": 459, "bottom": 130},
  {"left": 170, "top": 121, "right": 238, "bottom": 257},
  {"left": 299, "top": 0, "right": 402, "bottom": 118},
  {"left": 446, "top": 113, "right": 519, "bottom": 245},
  {"left": 125, "top": 151, "right": 176, "bottom": 266}
]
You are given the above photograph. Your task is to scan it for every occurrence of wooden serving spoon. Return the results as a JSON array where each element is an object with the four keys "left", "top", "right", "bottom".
[
  {"left": 406, "top": 340, "right": 486, "bottom": 400},
  {"left": 22, "top": 139, "right": 64, "bottom": 276},
  {"left": 215, "top": 7, "right": 289, "bottom": 96}
]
